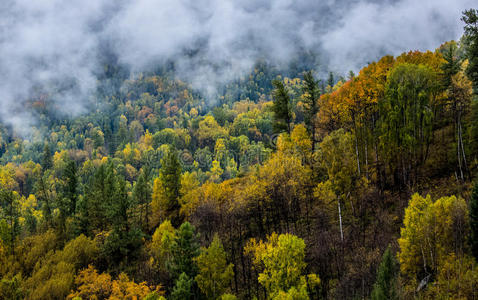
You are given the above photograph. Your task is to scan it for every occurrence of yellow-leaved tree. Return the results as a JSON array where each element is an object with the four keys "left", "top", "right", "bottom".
[
  {"left": 245, "top": 233, "right": 320, "bottom": 299},
  {"left": 195, "top": 234, "right": 234, "bottom": 299},
  {"left": 398, "top": 194, "right": 472, "bottom": 295}
]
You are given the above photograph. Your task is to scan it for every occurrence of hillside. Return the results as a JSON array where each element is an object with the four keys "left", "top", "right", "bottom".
[{"left": 1, "top": 6, "right": 478, "bottom": 300}]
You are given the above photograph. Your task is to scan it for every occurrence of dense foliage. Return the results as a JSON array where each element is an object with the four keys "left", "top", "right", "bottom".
[{"left": 1, "top": 9, "right": 478, "bottom": 300}]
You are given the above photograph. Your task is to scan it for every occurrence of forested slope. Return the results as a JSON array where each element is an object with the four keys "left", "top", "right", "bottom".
[{"left": 1, "top": 9, "right": 478, "bottom": 300}]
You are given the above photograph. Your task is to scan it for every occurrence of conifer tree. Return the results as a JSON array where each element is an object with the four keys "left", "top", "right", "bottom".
[
  {"left": 41, "top": 144, "right": 52, "bottom": 170},
  {"left": 168, "top": 222, "right": 200, "bottom": 280},
  {"left": 302, "top": 71, "right": 320, "bottom": 151},
  {"left": 371, "top": 246, "right": 398, "bottom": 300},
  {"left": 63, "top": 160, "right": 78, "bottom": 216},
  {"left": 159, "top": 146, "right": 182, "bottom": 227},
  {"left": 327, "top": 71, "right": 335, "bottom": 88},
  {"left": 133, "top": 167, "right": 151, "bottom": 232},
  {"left": 272, "top": 79, "right": 292, "bottom": 134},
  {"left": 104, "top": 177, "right": 143, "bottom": 268},
  {"left": 471, "top": 181, "right": 478, "bottom": 260},
  {"left": 462, "top": 9, "right": 478, "bottom": 93},
  {"left": 0, "top": 189, "right": 19, "bottom": 254},
  {"left": 441, "top": 41, "right": 460, "bottom": 89},
  {"left": 170, "top": 272, "right": 193, "bottom": 300}
]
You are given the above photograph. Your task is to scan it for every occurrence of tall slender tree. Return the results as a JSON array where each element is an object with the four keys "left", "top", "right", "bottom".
[
  {"left": 302, "top": 71, "right": 320, "bottom": 151},
  {"left": 41, "top": 144, "right": 53, "bottom": 170},
  {"left": 0, "top": 189, "right": 19, "bottom": 255},
  {"left": 462, "top": 9, "right": 478, "bottom": 93},
  {"left": 272, "top": 79, "right": 292, "bottom": 134},
  {"left": 168, "top": 222, "right": 200, "bottom": 280},
  {"left": 471, "top": 181, "right": 478, "bottom": 260},
  {"left": 133, "top": 167, "right": 152, "bottom": 232},
  {"left": 371, "top": 246, "right": 398, "bottom": 300},
  {"left": 59, "top": 160, "right": 78, "bottom": 217},
  {"left": 159, "top": 146, "right": 182, "bottom": 227}
]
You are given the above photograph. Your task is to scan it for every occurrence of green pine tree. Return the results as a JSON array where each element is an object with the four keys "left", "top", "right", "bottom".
[
  {"left": 462, "top": 9, "right": 478, "bottom": 93},
  {"left": 272, "top": 79, "right": 292, "bottom": 134},
  {"left": 0, "top": 189, "right": 20, "bottom": 255},
  {"left": 441, "top": 41, "right": 461, "bottom": 89},
  {"left": 63, "top": 160, "right": 78, "bottom": 216},
  {"left": 371, "top": 246, "right": 398, "bottom": 300},
  {"left": 327, "top": 71, "right": 335, "bottom": 88},
  {"left": 302, "top": 71, "right": 320, "bottom": 151},
  {"left": 41, "top": 143, "right": 53, "bottom": 170},
  {"left": 168, "top": 222, "right": 200, "bottom": 280},
  {"left": 471, "top": 181, "right": 478, "bottom": 260},
  {"left": 133, "top": 167, "right": 151, "bottom": 232},
  {"left": 160, "top": 146, "right": 182, "bottom": 227},
  {"left": 170, "top": 272, "right": 193, "bottom": 300}
]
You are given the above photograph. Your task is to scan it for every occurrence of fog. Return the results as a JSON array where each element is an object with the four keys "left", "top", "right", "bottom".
[{"left": 0, "top": 0, "right": 474, "bottom": 134}]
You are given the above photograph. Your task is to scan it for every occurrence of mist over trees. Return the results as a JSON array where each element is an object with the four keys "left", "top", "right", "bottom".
[{"left": 1, "top": 4, "right": 478, "bottom": 300}]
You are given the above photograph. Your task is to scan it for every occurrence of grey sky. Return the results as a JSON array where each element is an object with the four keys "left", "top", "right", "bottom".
[{"left": 0, "top": 0, "right": 474, "bottom": 134}]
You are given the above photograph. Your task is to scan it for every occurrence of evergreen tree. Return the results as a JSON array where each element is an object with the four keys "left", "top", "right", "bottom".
[
  {"left": 103, "top": 177, "right": 143, "bottom": 269},
  {"left": 327, "top": 71, "right": 335, "bottom": 88},
  {"left": 170, "top": 272, "right": 193, "bottom": 300},
  {"left": 441, "top": 41, "right": 461, "bottom": 89},
  {"left": 35, "top": 173, "right": 53, "bottom": 228},
  {"left": 371, "top": 246, "right": 398, "bottom": 300},
  {"left": 41, "top": 144, "right": 52, "bottom": 170},
  {"left": 159, "top": 146, "right": 182, "bottom": 227},
  {"left": 168, "top": 222, "right": 200, "bottom": 280},
  {"left": 63, "top": 160, "right": 78, "bottom": 216},
  {"left": 462, "top": 9, "right": 478, "bottom": 93},
  {"left": 302, "top": 71, "right": 320, "bottom": 151},
  {"left": 272, "top": 79, "right": 292, "bottom": 134},
  {"left": 471, "top": 181, "right": 478, "bottom": 260},
  {"left": 133, "top": 167, "right": 151, "bottom": 232},
  {"left": 84, "top": 163, "right": 117, "bottom": 233},
  {"left": 56, "top": 160, "right": 78, "bottom": 237},
  {"left": 0, "top": 189, "right": 20, "bottom": 255}
]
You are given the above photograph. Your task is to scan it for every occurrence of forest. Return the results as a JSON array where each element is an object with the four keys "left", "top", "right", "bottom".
[{"left": 1, "top": 7, "right": 478, "bottom": 300}]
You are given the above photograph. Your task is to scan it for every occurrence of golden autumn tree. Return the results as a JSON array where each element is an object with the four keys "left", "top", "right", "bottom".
[
  {"left": 195, "top": 234, "right": 234, "bottom": 299},
  {"left": 398, "top": 194, "right": 470, "bottom": 293},
  {"left": 245, "top": 233, "right": 319, "bottom": 299}
]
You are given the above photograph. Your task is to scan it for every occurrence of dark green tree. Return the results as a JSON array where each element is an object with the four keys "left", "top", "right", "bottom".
[
  {"left": 160, "top": 146, "right": 182, "bottom": 227},
  {"left": 170, "top": 272, "right": 193, "bottom": 300},
  {"left": 0, "top": 189, "right": 20, "bottom": 255},
  {"left": 471, "top": 181, "right": 478, "bottom": 260},
  {"left": 63, "top": 160, "right": 78, "bottom": 215},
  {"left": 41, "top": 143, "right": 53, "bottom": 170},
  {"left": 441, "top": 41, "right": 461, "bottom": 89},
  {"left": 168, "top": 222, "right": 200, "bottom": 280},
  {"left": 133, "top": 167, "right": 151, "bottom": 232},
  {"left": 327, "top": 71, "right": 335, "bottom": 87},
  {"left": 103, "top": 178, "right": 143, "bottom": 269},
  {"left": 302, "top": 71, "right": 320, "bottom": 151},
  {"left": 84, "top": 162, "right": 117, "bottom": 233},
  {"left": 35, "top": 173, "right": 53, "bottom": 228},
  {"left": 271, "top": 79, "right": 292, "bottom": 134},
  {"left": 57, "top": 160, "right": 78, "bottom": 232},
  {"left": 371, "top": 246, "right": 398, "bottom": 300},
  {"left": 462, "top": 9, "right": 478, "bottom": 93}
]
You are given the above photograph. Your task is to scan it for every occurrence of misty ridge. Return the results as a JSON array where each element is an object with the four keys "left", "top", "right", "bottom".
[{"left": 0, "top": 0, "right": 473, "bottom": 135}]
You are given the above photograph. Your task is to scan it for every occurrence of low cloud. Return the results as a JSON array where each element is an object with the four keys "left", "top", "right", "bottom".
[{"left": 0, "top": 0, "right": 473, "bottom": 135}]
